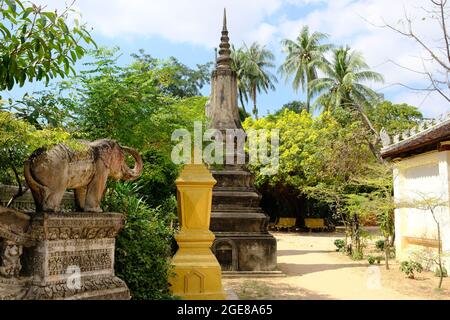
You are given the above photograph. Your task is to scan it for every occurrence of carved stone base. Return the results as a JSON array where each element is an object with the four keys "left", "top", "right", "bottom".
[
  {"left": 0, "top": 212, "right": 130, "bottom": 300},
  {"left": 0, "top": 277, "right": 30, "bottom": 300}
]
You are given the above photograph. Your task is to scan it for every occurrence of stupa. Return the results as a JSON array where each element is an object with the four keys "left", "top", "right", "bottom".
[{"left": 207, "top": 9, "right": 277, "bottom": 272}]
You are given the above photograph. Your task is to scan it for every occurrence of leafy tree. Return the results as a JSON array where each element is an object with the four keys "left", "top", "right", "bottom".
[
  {"left": 0, "top": 110, "right": 73, "bottom": 205},
  {"left": 131, "top": 49, "right": 213, "bottom": 98},
  {"left": 231, "top": 42, "right": 277, "bottom": 119},
  {"left": 309, "top": 46, "right": 385, "bottom": 162},
  {"left": 279, "top": 26, "right": 332, "bottom": 113},
  {"left": 275, "top": 100, "right": 306, "bottom": 115},
  {"left": 61, "top": 48, "right": 207, "bottom": 151},
  {"left": 244, "top": 110, "right": 379, "bottom": 258},
  {"left": 231, "top": 46, "right": 250, "bottom": 113},
  {"left": 369, "top": 101, "right": 423, "bottom": 134},
  {"left": 1, "top": 91, "right": 73, "bottom": 129},
  {"left": 0, "top": 0, "right": 95, "bottom": 91}
]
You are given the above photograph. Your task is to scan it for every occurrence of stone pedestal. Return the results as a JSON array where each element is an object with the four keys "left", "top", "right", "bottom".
[
  {"left": 0, "top": 212, "right": 130, "bottom": 300},
  {"left": 211, "top": 168, "right": 277, "bottom": 272},
  {"left": 170, "top": 163, "right": 226, "bottom": 300}
]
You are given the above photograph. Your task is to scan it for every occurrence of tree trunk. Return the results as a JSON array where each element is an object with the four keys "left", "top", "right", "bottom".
[
  {"left": 306, "top": 72, "right": 311, "bottom": 114},
  {"left": 252, "top": 85, "right": 258, "bottom": 119},
  {"left": 354, "top": 103, "right": 385, "bottom": 164},
  {"left": 384, "top": 237, "right": 390, "bottom": 270},
  {"left": 437, "top": 223, "right": 443, "bottom": 289},
  {"left": 239, "top": 91, "right": 247, "bottom": 114},
  {"left": 6, "top": 148, "right": 29, "bottom": 208}
]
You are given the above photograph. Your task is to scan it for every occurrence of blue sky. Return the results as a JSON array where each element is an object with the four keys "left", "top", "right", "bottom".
[{"left": 5, "top": 0, "right": 449, "bottom": 118}]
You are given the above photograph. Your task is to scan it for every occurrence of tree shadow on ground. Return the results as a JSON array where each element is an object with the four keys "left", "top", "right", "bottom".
[
  {"left": 278, "top": 262, "right": 369, "bottom": 276},
  {"left": 277, "top": 250, "right": 335, "bottom": 257},
  {"left": 224, "top": 279, "right": 333, "bottom": 300}
]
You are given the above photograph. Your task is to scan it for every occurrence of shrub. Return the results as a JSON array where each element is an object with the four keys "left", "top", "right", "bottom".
[
  {"left": 103, "top": 182, "right": 176, "bottom": 300},
  {"left": 136, "top": 147, "right": 180, "bottom": 208},
  {"left": 367, "top": 256, "right": 376, "bottom": 265},
  {"left": 375, "top": 240, "right": 385, "bottom": 252},
  {"left": 400, "top": 261, "right": 423, "bottom": 279},
  {"left": 334, "top": 239, "right": 345, "bottom": 252},
  {"left": 435, "top": 267, "right": 448, "bottom": 278}
]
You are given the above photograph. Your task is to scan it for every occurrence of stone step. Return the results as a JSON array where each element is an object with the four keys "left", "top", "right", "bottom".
[
  {"left": 211, "top": 212, "right": 269, "bottom": 233},
  {"left": 212, "top": 191, "right": 262, "bottom": 208},
  {"left": 212, "top": 207, "right": 261, "bottom": 213}
]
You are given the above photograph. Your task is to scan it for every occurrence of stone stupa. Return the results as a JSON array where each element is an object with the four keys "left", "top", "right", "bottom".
[{"left": 207, "top": 9, "right": 277, "bottom": 273}]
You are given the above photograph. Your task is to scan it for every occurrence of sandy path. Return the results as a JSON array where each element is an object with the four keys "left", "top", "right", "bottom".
[{"left": 224, "top": 232, "right": 431, "bottom": 300}]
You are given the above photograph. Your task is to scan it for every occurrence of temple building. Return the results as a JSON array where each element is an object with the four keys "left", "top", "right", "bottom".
[
  {"left": 381, "top": 113, "right": 450, "bottom": 271},
  {"left": 206, "top": 10, "right": 277, "bottom": 273}
]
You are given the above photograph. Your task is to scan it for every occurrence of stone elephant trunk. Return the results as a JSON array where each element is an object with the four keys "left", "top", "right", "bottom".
[
  {"left": 24, "top": 139, "right": 144, "bottom": 213},
  {"left": 120, "top": 146, "right": 143, "bottom": 181}
]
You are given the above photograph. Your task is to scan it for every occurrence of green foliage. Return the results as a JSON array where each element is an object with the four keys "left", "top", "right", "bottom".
[
  {"left": 375, "top": 239, "right": 385, "bottom": 252},
  {"left": 60, "top": 48, "right": 206, "bottom": 151},
  {"left": 279, "top": 26, "right": 332, "bottom": 112},
  {"left": 368, "top": 256, "right": 376, "bottom": 265},
  {"left": 137, "top": 147, "right": 180, "bottom": 208},
  {"left": 275, "top": 101, "right": 306, "bottom": 115},
  {"left": 310, "top": 46, "right": 384, "bottom": 113},
  {"left": 369, "top": 101, "right": 423, "bottom": 134},
  {"left": 0, "top": 0, "right": 95, "bottom": 90},
  {"left": 131, "top": 49, "right": 213, "bottom": 98},
  {"left": 435, "top": 267, "right": 448, "bottom": 278},
  {"left": 102, "top": 182, "right": 176, "bottom": 300},
  {"left": 0, "top": 110, "right": 73, "bottom": 185},
  {"left": 334, "top": 239, "right": 345, "bottom": 252},
  {"left": 231, "top": 42, "right": 277, "bottom": 118},
  {"left": 400, "top": 261, "right": 423, "bottom": 279},
  {"left": 1, "top": 91, "right": 73, "bottom": 129}
]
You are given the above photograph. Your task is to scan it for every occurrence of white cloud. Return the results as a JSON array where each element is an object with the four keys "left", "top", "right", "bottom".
[
  {"left": 275, "top": 0, "right": 449, "bottom": 117},
  {"left": 34, "top": 0, "right": 449, "bottom": 117},
  {"left": 36, "top": 0, "right": 286, "bottom": 47}
]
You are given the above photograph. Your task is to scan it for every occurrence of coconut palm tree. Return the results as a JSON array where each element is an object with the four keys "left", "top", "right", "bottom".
[
  {"left": 309, "top": 46, "right": 385, "bottom": 162},
  {"left": 279, "top": 26, "right": 332, "bottom": 113},
  {"left": 231, "top": 42, "right": 277, "bottom": 119},
  {"left": 231, "top": 46, "right": 250, "bottom": 114}
]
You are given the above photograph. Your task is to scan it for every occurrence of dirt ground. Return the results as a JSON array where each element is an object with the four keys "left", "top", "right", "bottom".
[{"left": 223, "top": 231, "right": 450, "bottom": 300}]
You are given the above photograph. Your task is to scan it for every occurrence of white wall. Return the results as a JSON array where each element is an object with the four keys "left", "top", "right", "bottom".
[{"left": 394, "top": 150, "right": 450, "bottom": 271}]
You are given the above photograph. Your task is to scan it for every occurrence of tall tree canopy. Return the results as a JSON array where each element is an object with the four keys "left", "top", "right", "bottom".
[
  {"left": 279, "top": 26, "right": 332, "bottom": 113},
  {"left": 309, "top": 46, "right": 385, "bottom": 161},
  {"left": 231, "top": 42, "right": 277, "bottom": 119}
]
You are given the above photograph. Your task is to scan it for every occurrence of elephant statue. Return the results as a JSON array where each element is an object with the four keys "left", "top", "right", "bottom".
[{"left": 24, "top": 139, "right": 143, "bottom": 213}]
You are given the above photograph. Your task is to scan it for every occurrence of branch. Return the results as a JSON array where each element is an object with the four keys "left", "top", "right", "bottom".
[
  {"left": 434, "top": 0, "right": 450, "bottom": 64},
  {"left": 382, "top": 9, "right": 450, "bottom": 72},
  {"left": 6, "top": 148, "right": 28, "bottom": 208}
]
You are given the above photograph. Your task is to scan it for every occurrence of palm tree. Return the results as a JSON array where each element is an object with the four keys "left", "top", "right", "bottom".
[
  {"left": 231, "top": 46, "right": 250, "bottom": 114},
  {"left": 309, "top": 46, "right": 385, "bottom": 162},
  {"left": 279, "top": 26, "right": 332, "bottom": 113},
  {"left": 231, "top": 42, "right": 277, "bottom": 119}
]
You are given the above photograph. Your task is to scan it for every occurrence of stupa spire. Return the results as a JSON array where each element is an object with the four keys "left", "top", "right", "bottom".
[{"left": 217, "top": 8, "right": 231, "bottom": 69}]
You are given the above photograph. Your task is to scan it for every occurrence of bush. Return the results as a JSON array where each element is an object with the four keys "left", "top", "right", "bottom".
[
  {"left": 367, "top": 256, "right": 376, "bottom": 265},
  {"left": 435, "top": 267, "right": 448, "bottom": 278},
  {"left": 102, "top": 182, "right": 176, "bottom": 300},
  {"left": 136, "top": 147, "right": 180, "bottom": 208},
  {"left": 334, "top": 239, "right": 345, "bottom": 252},
  {"left": 400, "top": 261, "right": 423, "bottom": 279},
  {"left": 375, "top": 240, "right": 385, "bottom": 252}
]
